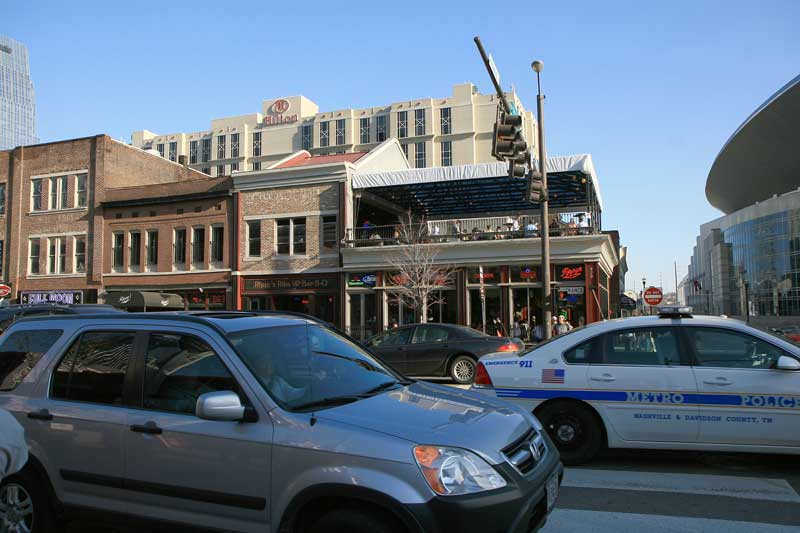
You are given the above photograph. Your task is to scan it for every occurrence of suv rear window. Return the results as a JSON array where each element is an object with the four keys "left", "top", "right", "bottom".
[{"left": 0, "top": 329, "right": 63, "bottom": 391}]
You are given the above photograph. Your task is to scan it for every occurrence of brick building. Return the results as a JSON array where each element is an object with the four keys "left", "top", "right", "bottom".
[{"left": 0, "top": 134, "right": 226, "bottom": 306}]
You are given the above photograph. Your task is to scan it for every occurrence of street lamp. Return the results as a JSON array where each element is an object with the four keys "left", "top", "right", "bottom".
[
  {"left": 531, "top": 59, "right": 553, "bottom": 338},
  {"left": 641, "top": 277, "right": 647, "bottom": 315}
]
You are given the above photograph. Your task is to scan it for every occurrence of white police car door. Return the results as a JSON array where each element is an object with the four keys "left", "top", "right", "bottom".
[
  {"left": 685, "top": 326, "right": 800, "bottom": 447},
  {"left": 587, "top": 326, "right": 700, "bottom": 443}
]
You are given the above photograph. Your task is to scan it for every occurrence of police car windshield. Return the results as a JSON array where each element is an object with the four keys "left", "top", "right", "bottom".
[{"left": 521, "top": 325, "right": 588, "bottom": 354}]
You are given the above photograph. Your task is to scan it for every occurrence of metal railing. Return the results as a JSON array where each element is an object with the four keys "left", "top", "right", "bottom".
[{"left": 345, "top": 212, "right": 596, "bottom": 247}]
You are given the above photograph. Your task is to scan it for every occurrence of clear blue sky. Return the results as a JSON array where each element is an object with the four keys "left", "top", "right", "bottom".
[{"left": 4, "top": 1, "right": 799, "bottom": 294}]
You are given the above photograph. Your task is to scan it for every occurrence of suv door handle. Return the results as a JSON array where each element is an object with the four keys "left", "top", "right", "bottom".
[
  {"left": 130, "top": 422, "right": 163, "bottom": 435},
  {"left": 590, "top": 374, "right": 616, "bottom": 382},
  {"left": 27, "top": 409, "right": 53, "bottom": 421},
  {"left": 703, "top": 378, "right": 732, "bottom": 386}
]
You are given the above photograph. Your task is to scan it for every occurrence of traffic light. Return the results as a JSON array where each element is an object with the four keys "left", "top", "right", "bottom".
[
  {"left": 492, "top": 109, "right": 530, "bottom": 179},
  {"left": 527, "top": 167, "right": 546, "bottom": 203}
]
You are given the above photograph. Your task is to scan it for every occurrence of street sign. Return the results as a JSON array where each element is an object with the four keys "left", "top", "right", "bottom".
[
  {"left": 487, "top": 54, "right": 501, "bottom": 86},
  {"left": 0, "top": 284, "right": 11, "bottom": 298},
  {"left": 644, "top": 287, "right": 663, "bottom": 306}
]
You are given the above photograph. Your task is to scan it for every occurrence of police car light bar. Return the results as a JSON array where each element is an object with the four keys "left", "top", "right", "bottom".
[{"left": 657, "top": 306, "right": 693, "bottom": 318}]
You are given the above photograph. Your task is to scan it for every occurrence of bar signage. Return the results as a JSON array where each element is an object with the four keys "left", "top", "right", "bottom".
[
  {"left": 556, "top": 264, "right": 585, "bottom": 282},
  {"left": 244, "top": 277, "right": 337, "bottom": 292},
  {"left": 21, "top": 290, "right": 83, "bottom": 305}
]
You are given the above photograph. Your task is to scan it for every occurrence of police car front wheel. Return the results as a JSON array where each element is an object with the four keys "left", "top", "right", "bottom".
[{"left": 536, "top": 401, "right": 603, "bottom": 465}]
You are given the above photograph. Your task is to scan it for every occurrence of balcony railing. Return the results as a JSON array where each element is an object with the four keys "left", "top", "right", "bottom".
[{"left": 345, "top": 212, "right": 596, "bottom": 247}]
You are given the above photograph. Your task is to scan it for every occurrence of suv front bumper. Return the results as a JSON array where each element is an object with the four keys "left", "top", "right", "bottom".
[{"left": 404, "top": 441, "right": 563, "bottom": 533}]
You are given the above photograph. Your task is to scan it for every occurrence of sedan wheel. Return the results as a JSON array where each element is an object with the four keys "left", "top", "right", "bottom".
[
  {"left": 450, "top": 356, "right": 476, "bottom": 384},
  {"left": 0, "top": 483, "right": 34, "bottom": 533}
]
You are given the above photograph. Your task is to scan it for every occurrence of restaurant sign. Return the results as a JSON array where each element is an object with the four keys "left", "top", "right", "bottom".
[
  {"left": 21, "top": 290, "right": 83, "bottom": 305},
  {"left": 347, "top": 273, "right": 376, "bottom": 288},
  {"left": 555, "top": 264, "right": 586, "bottom": 282},
  {"left": 244, "top": 276, "right": 337, "bottom": 292}
]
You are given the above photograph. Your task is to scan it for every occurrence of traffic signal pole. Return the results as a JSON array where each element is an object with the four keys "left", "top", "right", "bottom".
[{"left": 534, "top": 69, "right": 552, "bottom": 339}]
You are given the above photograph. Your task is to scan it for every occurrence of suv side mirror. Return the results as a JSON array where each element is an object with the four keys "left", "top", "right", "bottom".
[
  {"left": 196, "top": 391, "right": 246, "bottom": 421},
  {"left": 776, "top": 355, "right": 800, "bottom": 371}
]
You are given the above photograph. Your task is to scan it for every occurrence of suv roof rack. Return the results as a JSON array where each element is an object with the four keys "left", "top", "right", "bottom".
[{"left": 657, "top": 305, "right": 693, "bottom": 318}]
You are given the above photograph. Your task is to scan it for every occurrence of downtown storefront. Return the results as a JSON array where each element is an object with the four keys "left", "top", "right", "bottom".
[
  {"left": 240, "top": 274, "right": 340, "bottom": 325},
  {"left": 344, "top": 262, "right": 610, "bottom": 341}
]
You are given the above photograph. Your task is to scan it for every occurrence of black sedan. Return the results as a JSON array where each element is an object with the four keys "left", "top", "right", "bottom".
[{"left": 367, "top": 323, "right": 521, "bottom": 384}]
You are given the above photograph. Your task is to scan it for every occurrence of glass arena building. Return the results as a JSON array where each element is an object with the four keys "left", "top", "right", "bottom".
[{"left": 683, "top": 74, "right": 800, "bottom": 327}]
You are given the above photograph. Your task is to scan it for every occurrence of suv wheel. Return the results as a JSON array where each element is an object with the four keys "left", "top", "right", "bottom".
[
  {"left": 0, "top": 469, "right": 57, "bottom": 533},
  {"left": 449, "top": 355, "right": 476, "bottom": 384},
  {"left": 537, "top": 401, "right": 603, "bottom": 465},
  {"left": 307, "top": 508, "right": 401, "bottom": 533}
]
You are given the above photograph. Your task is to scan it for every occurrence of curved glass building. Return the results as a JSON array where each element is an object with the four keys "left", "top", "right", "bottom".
[{"left": 686, "top": 75, "right": 800, "bottom": 326}]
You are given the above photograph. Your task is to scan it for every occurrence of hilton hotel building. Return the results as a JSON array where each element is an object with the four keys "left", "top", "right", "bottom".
[{"left": 130, "top": 83, "right": 536, "bottom": 175}]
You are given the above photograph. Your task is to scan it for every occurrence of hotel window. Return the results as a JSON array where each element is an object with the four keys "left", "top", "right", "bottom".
[
  {"left": 217, "top": 164, "right": 225, "bottom": 177},
  {"left": 48, "top": 237, "right": 66, "bottom": 274},
  {"left": 202, "top": 139, "right": 211, "bottom": 162},
  {"left": 397, "top": 111, "right": 408, "bottom": 138},
  {"left": 211, "top": 225, "right": 224, "bottom": 263},
  {"left": 276, "top": 217, "right": 306, "bottom": 255},
  {"left": 414, "top": 142, "right": 426, "bottom": 168},
  {"left": 231, "top": 162, "right": 239, "bottom": 173},
  {"left": 322, "top": 215, "right": 337, "bottom": 251},
  {"left": 252, "top": 132, "right": 261, "bottom": 157},
  {"left": 230, "top": 133, "right": 239, "bottom": 158},
  {"left": 157, "top": 143, "right": 165, "bottom": 158},
  {"left": 252, "top": 161, "right": 261, "bottom": 171},
  {"left": 441, "top": 141, "right": 452, "bottom": 167},
  {"left": 301, "top": 124, "right": 313, "bottom": 150},
  {"left": 49, "top": 176, "right": 68, "bottom": 210},
  {"left": 168, "top": 141, "right": 177, "bottom": 162},
  {"left": 376, "top": 115, "right": 387, "bottom": 142},
  {"left": 359, "top": 118, "right": 371, "bottom": 144},
  {"left": 31, "top": 179, "right": 43, "bottom": 211},
  {"left": 216, "top": 135, "right": 226, "bottom": 159},
  {"left": 414, "top": 109, "right": 425, "bottom": 136},
  {"left": 190, "top": 140, "right": 198, "bottom": 164},
  {"left": 29, "top": 239, "right": 40, "bottom": 275},
  {"left": 112, "top": 233, "right": 124, "bottom": 270},
  {"left": 440, "top": 107, "right": 452, "bottom": 134},
  {"left": 74, "top": 236, "right": 86, "bottom": 273},
  {"left": 174, "top": 228, "right": 187, "bottom": 267},
  {"left": 192, "top": 227, "right": 205, "bottom": 265},
  {"left": 247, "top": 220, "right": 261, "bottom": 257},
  {"left": 129, "top": 231, "right": 141, "bottom": 270},
  {"left": 76, "top": 174, "right": 87, "bottom": 207},
  {"left": 0, "top": 183, "right": 5, "bottom": 215},
  {"left": 146, "top": 230, "right": 158, "bottom": 269},
  {"left": 335, "top": 119, "right": 346, "bottom": 145},
  {"left": 320, "top": 121, "right": 330, "bottom": 148},
  {"left": 401, "top": 143, "right": 408, "bottom": 159},
  {"left": 201, "top": 167, "right": 210, "bottom": 175}
]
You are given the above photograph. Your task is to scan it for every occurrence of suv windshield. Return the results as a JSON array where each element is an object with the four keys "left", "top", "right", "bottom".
[{"left": 228, "top": 324, "right": 402, "bottom": 411}]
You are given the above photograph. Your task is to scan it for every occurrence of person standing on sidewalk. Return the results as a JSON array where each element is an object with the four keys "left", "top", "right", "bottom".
[{"left": 0, "top": 408, "right": 27, "bottom": 481}]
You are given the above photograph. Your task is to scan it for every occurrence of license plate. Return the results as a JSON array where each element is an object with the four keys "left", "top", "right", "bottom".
[{"left": 546, "top": 472, "right": 559, "bottom": 512}]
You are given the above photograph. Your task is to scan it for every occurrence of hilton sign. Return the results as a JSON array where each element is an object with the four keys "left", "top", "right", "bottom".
[{"left": 263, "top": 99, "right": 298, "bottom": 126}]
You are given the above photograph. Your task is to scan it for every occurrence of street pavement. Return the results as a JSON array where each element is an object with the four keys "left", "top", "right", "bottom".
[{"left": 66, "top": 449, "right": 800, "bottom": 532}]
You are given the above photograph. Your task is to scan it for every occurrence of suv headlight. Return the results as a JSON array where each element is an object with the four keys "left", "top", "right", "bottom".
[{"left": 413, "top": 445, "right": 507, "bottom": 496}]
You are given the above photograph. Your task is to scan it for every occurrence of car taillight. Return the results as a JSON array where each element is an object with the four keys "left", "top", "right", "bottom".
[
  {"left": 474, "top": 362, "right": 494, "bottom": 388},
  {"left": 497, "top": 342, "right": 518, "bottom": 352}
]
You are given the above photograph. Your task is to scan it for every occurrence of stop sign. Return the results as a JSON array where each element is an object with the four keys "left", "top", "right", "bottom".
[
  {"left": 644, "top": 286, "right": 663, "bottom": 306},
  {"left": 0, "top": 284, "right": 11, "bottom": 298}
]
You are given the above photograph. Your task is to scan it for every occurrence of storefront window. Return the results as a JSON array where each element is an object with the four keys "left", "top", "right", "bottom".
[
  {"left": 557, "top": 287, "right": 586, "bottom": 328},
  {"left": 348, "top": 293, "right": 378, "bottom": 340},
  {"left": 468, "top": 288, "right": 504, "bottom": 336},
  {"left": 510, "top": 266, "right": 541, "bottom": 283},
  {"left": 184, "top": 290, "right": 227, "bottom": 311},
  {"left": 512, "top": 287, "right": 543, "bottom": 341},
  {"left": 427, "top": 289, "right": 458, "bottom": 324},
  {"left": 466, "top": 266, "right": 501, "bottom": 285}
]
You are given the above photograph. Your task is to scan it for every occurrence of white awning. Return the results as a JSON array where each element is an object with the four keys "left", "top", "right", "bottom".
[{"left": 352, "top": 154, "right": 604, "bottom": 210}]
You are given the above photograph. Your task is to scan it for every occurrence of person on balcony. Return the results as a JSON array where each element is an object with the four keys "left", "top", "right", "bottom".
[
  {"left": 495, "top": 226, "right": 505, "bottom": 240},
  {"left": 525, "top": 220, "right": 538, "bottom": 238},
  {"left": 484, "top": 225, "right": 494, "bottom": 240},
  {"left": 511, "top": 216, "right": 521, "bottom": 237}
]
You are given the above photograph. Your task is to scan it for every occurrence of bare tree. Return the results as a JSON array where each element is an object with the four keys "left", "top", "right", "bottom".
[{"left": 385, "top": 213, "right": 456, "bottom": 324}]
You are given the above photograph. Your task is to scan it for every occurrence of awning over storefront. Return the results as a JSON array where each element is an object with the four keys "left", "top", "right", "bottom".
[
  {"left": 104, "top": 291, "right": 185, "bottom": 311},
  {"left": 351, "top": 154, "right": 603, "bottom": 217}
]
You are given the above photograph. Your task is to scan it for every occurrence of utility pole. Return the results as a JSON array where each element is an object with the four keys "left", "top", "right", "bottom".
[{"left": 531, "top": 60, "right": 552, "bottom": 339}]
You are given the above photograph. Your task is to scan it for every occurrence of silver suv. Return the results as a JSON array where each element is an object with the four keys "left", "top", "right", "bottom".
[{"left": 0, "top": 312, "right": 562, "bottom": 533}]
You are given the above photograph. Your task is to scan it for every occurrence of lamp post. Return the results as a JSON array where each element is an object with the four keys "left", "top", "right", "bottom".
[
  {"left": 641, "top": 277, "right": 647, "bottom": 315},
  {"left": 531, "top": 59, "right": 553, "bottom": 339}
]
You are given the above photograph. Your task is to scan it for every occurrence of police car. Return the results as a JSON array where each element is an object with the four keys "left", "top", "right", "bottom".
[{"left": 471, "top": 307, "right": 800, "bottom": 464}]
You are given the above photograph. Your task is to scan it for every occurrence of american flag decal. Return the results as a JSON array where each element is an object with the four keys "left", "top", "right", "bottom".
[{"left": 541, "top": 368, "right": 565, "bottom": 384}]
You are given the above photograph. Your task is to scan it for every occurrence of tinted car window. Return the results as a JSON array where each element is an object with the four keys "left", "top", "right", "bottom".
[
  {"left": 230, "top": 324, "right": 398, "bottom": 410},
  {"left": 412, "top": 326, "right": 450, "bottom": 344},
  {"left": 143, "top": 333, "right": 239, "bottom": 415},
  {"left": 370, "top": 328, "right": 412, "bottom": 347},
  {"left": 0, "top": 329, "right": 63, "bottom": 391},
  {"left": 687, "top": 327, "right": 786, "bottom": 369},
  {"left": 603, "top": 328, "right": 680, "bottom": 366},
  {"left": 51, "top": 331, "right": 135, "bottom": 405},
  {"left": 563, "top": 337, "right": 600, "bottom": 364}
]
